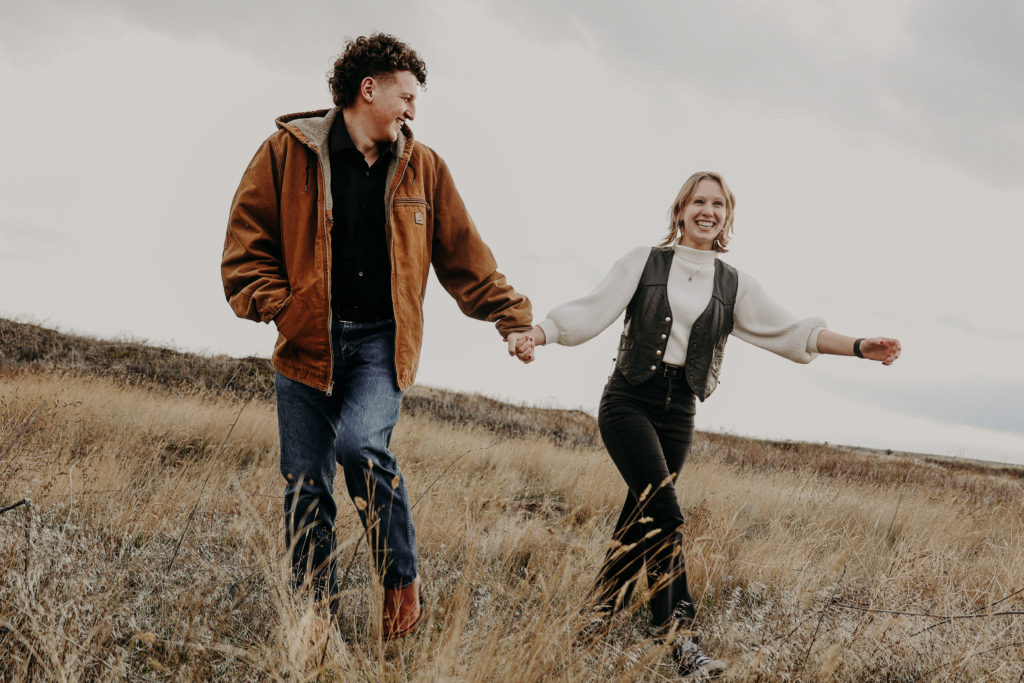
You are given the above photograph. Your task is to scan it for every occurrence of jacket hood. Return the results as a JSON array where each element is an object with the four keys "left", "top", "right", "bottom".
[{"left": 274, "top": 107, "right": 412, "bottom": 158}]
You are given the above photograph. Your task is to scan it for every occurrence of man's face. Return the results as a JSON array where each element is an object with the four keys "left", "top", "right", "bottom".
[{"left": 367, "top": 70, "right": 418, "bottom": 144}]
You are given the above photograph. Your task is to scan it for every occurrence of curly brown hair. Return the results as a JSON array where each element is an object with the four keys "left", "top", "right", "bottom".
[{"left": 328, "top": 33, "right": 427, "bottom": 108}]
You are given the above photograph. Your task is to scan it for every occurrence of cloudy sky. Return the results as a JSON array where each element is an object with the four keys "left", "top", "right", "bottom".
[{"left": 3, "top": 0, "right": 1023, "bottom": 464}]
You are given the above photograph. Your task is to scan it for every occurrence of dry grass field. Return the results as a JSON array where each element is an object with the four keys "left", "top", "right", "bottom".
[{"left": 2, "top": 318, "right": 1023, "bottom": 681}]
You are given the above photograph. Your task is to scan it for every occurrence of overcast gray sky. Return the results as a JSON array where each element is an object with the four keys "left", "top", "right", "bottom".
[{"left": 2, "top": 0, "right": 1022, "bottom": 463}]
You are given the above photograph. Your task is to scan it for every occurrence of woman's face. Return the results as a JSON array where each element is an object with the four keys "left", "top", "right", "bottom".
[{"left": 678, "top": 179, "right": 727, "bottom": 250}]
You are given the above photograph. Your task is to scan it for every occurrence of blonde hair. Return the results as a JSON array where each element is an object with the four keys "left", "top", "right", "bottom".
[{"left": 660, "top": 171, "right": 736, "bottom": 252}]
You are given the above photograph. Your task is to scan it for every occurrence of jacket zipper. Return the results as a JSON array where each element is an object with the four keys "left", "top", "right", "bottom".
[
  {"left": 384, "top": 153, "right": 412, "bottom": 383},
  {"left": 320, "top": 148, "right": 334, "bottom": 396},
  {"left": 325, "top": 213, "right": 334, "bottom": 396}
]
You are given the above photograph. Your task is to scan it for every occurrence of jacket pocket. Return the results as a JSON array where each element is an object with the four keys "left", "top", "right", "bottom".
[
  {"left": 392, "top": 197, "right": 430, "bottom": 209},
  {"left": 393, "top": 197, "right": 431, "bottom": 225},
  {"left": 273, "top": 295, "right": 302, "bottom": 341}
]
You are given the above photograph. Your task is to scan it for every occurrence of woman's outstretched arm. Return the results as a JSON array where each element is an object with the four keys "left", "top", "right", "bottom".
[
  {"left": 511, "top": 247, "right": 650, "bottom": 363},
  {"left": 816, "top": 330, "right": 901, "bottom": 365}
]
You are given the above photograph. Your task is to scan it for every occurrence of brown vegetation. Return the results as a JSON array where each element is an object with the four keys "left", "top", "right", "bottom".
[
  {"left": 1, "top": 319, "right": 1022, "bottom": 680},
  {"left": 0, "top": 317, "right": 599, "bottom": 448}
]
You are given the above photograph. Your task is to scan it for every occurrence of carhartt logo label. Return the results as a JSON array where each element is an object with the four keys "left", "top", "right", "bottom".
[{"left": 414, "top": 212, "right": 424, "bottom": 224}]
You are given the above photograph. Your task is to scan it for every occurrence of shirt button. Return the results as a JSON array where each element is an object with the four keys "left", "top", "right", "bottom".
[
  {"left": 665, "top": 317, "right": 671, "bottom": 323},
  {"left": 656, "top": 350, "right": 662, "bottom": 356}
]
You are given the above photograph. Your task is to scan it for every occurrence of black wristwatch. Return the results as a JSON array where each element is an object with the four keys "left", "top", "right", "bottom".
[{"left": 853, "top": 338, "right": 865, "bottom": 358}]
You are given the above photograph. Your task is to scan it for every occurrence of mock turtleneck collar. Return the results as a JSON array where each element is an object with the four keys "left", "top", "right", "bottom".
[{"left": 672, "top": 243, "right": 718, "bottom": 263}]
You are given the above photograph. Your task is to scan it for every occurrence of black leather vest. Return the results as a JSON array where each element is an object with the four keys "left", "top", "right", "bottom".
[{"left": 614, "top": 248, "right": 739, "bottom": 401}]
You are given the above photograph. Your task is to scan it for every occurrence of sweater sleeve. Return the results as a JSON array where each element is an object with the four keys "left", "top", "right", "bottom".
[
  {"left": 537, "top": 247, "right": 649, "bottom": 346},
  {"left": 732, "top": 271, "right": 826, "bottom": 363}
]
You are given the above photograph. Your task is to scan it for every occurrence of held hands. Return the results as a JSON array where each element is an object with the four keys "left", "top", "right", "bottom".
[
  {"left": 858, "top": 337, "right": 902, "bottom": 365},
  {"left": 505, "top": 325, "right": 546, "bottom": 364},
  {"left": 505, "top": 331, "right": 535, "bottom": 363}
]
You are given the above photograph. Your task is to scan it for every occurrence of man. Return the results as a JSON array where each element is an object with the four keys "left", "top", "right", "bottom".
[{"left": 221, "top": 33, "right": 532, "bottom": 640}]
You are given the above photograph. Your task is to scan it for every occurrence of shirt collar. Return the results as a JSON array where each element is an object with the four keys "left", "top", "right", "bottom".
[
  {"left": 329, "top": 111, "right": 394, "bottom": 164},
  {"left": 329, "top": 112, "right": 355, "bottom": 154}
]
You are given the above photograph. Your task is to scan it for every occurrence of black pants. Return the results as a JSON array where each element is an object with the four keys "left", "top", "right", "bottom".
[{"left": 594, "top": 369, "right": 697, "bottom": 633}]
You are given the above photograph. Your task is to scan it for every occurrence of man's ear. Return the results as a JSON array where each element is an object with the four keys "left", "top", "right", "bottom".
[{"left": 359, "top": 76, "right": 375, "bottom": 104}]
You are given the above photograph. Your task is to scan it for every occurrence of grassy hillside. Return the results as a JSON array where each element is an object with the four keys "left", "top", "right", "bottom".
[
  {"left": 0, "top": 318, "right": 599, "bottom": 449},
  {"left": 1, "top": 319, "right": 1022, "bottom": 680}
]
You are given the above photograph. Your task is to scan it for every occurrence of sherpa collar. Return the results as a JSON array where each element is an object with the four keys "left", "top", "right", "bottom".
[{"left": 276, "top": 107, "right": 410, "bottom": 159}]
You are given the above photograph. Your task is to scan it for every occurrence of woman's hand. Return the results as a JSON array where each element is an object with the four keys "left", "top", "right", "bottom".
[
  {"left": 506, "top": 332, "right": 533, "bottom": 362},
  {"left": 857, "top": 337, "right": 901, "bottom": 365},
  {"left": 505, "top": 325, "right": 546, "bottom": 364},
  {"left": 816, "top": 330, "right": 901, "bottom": 365}
]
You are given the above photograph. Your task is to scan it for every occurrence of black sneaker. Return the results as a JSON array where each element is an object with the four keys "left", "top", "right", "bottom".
[{"left": 674, "top": 639, "right": 727, "bottom": 679}]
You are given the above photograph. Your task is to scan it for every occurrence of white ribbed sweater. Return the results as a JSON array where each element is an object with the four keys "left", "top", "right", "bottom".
[{"left": 537, "top": 245, "right": 826, "bottom": 366}]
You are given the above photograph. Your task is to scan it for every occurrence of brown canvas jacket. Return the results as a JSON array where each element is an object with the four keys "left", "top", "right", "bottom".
[{"left": 222, "top": 108, "right": 532, "bottom": 392}]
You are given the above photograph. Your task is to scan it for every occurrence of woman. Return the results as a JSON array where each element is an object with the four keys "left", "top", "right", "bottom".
[{"left": 513, "top": 171, "right": 900, "bottom": 677}]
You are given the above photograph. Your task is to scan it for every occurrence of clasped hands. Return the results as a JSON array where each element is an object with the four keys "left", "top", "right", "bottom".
[{"left": 505, "top": 325, "right": 546, "bottom": 364}]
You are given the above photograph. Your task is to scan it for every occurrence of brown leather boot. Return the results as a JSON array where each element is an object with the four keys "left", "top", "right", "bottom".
[{"left": 382, "top": 576, "right": 424, "bottom": 640}]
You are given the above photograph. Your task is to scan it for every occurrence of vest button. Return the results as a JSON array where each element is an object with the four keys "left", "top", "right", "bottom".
[
  {"left": 661, "top": 334, "right": 667, "bottom": 340},
  {"left": 656, "top": 350, "right": 662, "bottom": 356},
  {"left": 650, "top": 365, "right": 657, "bottom": 371},
  {"left": 664, "top": 317, "right": 671, "bottom": 323}
]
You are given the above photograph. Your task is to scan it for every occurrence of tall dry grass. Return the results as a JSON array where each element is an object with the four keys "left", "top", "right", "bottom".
[
  {"left": 0, "top": 317, "right": 600, "bottom": 449},
  {"left": 2, "top": 363, "right": 1023, "bottom": 680}
]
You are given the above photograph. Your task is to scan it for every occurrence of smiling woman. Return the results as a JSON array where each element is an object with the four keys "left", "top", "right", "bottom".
[
  {"left": 513, "top": 169, "right": 901, "bottom": 677},
  {"left": 661, "top": 171, "right": 736, "bottom": 253}
]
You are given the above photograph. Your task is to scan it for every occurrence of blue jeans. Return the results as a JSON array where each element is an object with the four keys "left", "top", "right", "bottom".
[{"left": 275, "top": 320, "right": 417, "bottom": 599}]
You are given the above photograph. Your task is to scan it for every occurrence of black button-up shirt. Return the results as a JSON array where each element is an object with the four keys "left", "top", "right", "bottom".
[{"left": 329, "top": 114, "right": 394, "bottom": 322}]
